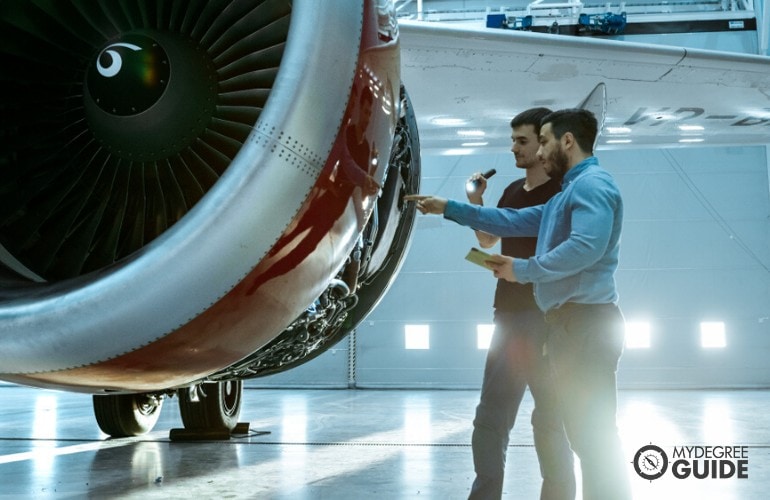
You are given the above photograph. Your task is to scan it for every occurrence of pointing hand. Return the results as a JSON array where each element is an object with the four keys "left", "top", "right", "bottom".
[{"left": 403, "top": 194, "right": 448, "bottom": 215}]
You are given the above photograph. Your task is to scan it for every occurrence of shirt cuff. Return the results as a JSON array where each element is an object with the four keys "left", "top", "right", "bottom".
[
  {"left": 513, "top": 258, "right": 531, "bottom": 284},
  {"left": 443, "top": 199, "right": 464, "bottom": 223}
]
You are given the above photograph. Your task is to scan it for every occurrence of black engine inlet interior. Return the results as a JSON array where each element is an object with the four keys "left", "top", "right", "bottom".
[{"left": 0, "top": 0, "right": 291, "bottom": 281}]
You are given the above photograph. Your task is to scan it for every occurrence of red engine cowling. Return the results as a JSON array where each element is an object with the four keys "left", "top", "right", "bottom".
[{"left": 0, "top": 0, "right": 420, "bottom": 393}]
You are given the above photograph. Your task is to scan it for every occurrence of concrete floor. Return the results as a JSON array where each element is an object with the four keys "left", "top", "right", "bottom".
[{"left": 0, "top": 384, "right": 768, "bottom": 499}]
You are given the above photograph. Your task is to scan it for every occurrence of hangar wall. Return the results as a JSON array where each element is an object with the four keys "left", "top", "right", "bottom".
[
  {"left": 252, "top": 13, "right": 770, "bottom": 390},
  {"left": 365, "top": 146, "right": 770, "bottom": 389}
]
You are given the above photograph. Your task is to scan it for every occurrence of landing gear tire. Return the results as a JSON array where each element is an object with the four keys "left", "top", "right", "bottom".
[
  {"left": 92, "top": 393, "right": 163, "bottom": 437},
  {"left": 177, "top": 380, "right": 243, "bottom": 431}
]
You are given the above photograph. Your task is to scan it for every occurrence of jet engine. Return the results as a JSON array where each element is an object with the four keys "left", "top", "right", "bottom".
[{"left": 0, "top": 0, "right": 420, "bottom": 436}]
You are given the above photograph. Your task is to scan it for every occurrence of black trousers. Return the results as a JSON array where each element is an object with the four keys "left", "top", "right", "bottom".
[
  {"left": 544, "top": 303, "right": 632, "bottom": 500},
  {"left": 469, "top": 309, "right": 575, "bottom": 500}
]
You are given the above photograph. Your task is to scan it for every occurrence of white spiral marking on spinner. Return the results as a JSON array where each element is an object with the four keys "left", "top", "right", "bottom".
[{"left": 97, "top": 42, "right": 141, "bottom": 78}]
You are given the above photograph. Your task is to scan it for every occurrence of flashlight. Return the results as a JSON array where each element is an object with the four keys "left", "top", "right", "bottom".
[{"left": 466, "top": 168, "right": 497, "bottom": 193}]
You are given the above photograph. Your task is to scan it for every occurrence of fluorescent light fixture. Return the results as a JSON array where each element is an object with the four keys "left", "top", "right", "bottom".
[
  {"left": 430, "top": 117, "right": 466, "bottom": 126},
  {"left": 625, "top": 321, "right": 651, "bottom": 349},
  {"left": 606, "top": 139, "right": 632, "bottom": 144},
  {"left": 678, "top": 124, "right": 704, "bottom": 131},
  {"left": 443, "top": 148, "right": 475, "bottom": 156},
  {"left": 461, "top": 142, "right": 489, "bottom": 147},
  {"left": 476, "top": 324, "right": 495, "bottom": 350},
  {"left": 700, "top": 321, "right": 726, "bottom": 348},
  {"left": 605, "top": 126, "right": 631, "bottom": 134},
  {"left": 457, "top": 129, "right": 486, "bottom": 137},
  {"left": 405, "top": 324, "right": 430, "bottom": 350},
  {"left": 679, "top": 138, "right": 705, "bottom": 143}
]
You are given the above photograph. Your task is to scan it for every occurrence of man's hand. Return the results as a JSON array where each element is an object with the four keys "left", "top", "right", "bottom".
[
  {"left": 465, "top": 172, "right": 487, "bottom": 204},
  {"left": 403, "top": 194, "right": 448, "bottom": 215},
  {"left": 486, "top": 254, "right": 517, "bottom": 283}
]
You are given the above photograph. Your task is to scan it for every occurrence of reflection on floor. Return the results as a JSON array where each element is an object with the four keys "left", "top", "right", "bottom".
[{"left": 0, "top": 385, "right": 768, "bottom": 499}]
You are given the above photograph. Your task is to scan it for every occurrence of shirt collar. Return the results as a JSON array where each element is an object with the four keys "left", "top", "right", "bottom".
[{"left": 562, "top": 156, "right": 598, "bottom": 187}]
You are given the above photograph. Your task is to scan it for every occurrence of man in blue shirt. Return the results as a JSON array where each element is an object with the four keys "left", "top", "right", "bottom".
[{"left": 405, "top": 109, "right": 631, "bottom": 500}]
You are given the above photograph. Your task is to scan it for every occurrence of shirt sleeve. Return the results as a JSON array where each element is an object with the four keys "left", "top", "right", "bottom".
[
  {"left": 444, "top": 199, "right": 542, "bottom": 237},
  {"left": 514, "top": 174, "right": 619, "bottom": 283}
]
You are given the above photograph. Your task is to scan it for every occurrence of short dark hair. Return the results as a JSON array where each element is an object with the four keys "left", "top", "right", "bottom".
[
  {"left": 510, "top": 107, "right": 552, "bottom": 136},
  {"left": 541, "top": 108, "right": 598, "bottom": 154}
]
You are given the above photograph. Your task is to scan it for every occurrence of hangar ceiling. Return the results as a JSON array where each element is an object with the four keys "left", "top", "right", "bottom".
[{"left": 394, "top": 0, "right": 757, "bottom": 35}]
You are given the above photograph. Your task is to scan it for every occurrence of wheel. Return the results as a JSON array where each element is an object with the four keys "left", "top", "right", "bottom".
[
  {"left": 177, "top": 380, "right": 243, "bottom": 431},
  {"left": 92, "top": 393, "right": 163, "bottom": 437}
]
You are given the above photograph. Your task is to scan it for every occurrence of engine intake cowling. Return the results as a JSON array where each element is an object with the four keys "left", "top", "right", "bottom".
[{"left": 0, "top": 0, "right": 418, "bottom": 393}]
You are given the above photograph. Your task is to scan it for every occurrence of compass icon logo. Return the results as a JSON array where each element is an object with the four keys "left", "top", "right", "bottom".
[{"left": 633, "top": 444, "right": 669, "bottom": 480}]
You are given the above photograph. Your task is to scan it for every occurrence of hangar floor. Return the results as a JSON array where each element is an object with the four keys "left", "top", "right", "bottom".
[{"left": 0, "top": 385, "right": 768, "bottom": 499}]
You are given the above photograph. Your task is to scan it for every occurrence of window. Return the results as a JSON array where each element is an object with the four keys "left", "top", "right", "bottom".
[
  {"left": 700, "top": 321, "right": 726, "bottom": 348},
  {"left": 476, "top": 324, "right": 495, "bottom": 350},
  {"left": 625, "top": 321, "right": 651, "bottom": 349},
  {"left": 405, "top": 324, "right": 430, "bottom": 350}
]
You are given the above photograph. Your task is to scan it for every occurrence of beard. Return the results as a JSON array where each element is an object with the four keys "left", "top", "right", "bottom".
[{"left": 545, "top": 146, "right": 569, "bottom": 180}]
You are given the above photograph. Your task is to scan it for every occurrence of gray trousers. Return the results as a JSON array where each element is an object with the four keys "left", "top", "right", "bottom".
[
  {"left": 544, "top": 302, "right": 632, "bottom": 500},
  {"left": 469, "top": 309, "right": 575, "bottom": 500}
]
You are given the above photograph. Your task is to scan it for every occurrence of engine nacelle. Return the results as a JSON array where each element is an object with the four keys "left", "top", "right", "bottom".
[{"left": 0, "top": 0, "right": 419, "bottom": 393}]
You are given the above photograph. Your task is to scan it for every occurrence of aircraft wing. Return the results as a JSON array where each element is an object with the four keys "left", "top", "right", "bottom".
[{"left": 398, "top": 20, "right": 770, "bottom": 154}]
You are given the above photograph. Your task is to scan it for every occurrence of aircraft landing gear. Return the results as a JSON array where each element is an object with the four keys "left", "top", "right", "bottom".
[
  {"left": 90, "top": 381, "right": 247, "bottom": 439},
  {"left": 92, "top": 393, "right": 164, "bottom": 438},
  {"left": 171, "top": 380, "right": 247, "bottom": 440}
]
